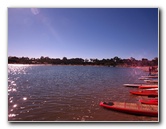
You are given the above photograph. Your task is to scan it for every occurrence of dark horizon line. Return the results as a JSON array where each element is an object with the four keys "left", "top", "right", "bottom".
[{"left": 8, "top": 55, "right": 158, "bottom": 61}]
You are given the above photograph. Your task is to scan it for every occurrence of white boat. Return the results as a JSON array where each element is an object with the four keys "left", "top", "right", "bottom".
[
  {"left": 141, "top": 75, "right": 158, "bottom": 78},
  {"left": 123, "top": 83, "right": 158, "bottom": 87},
  {"left": 145, "top": 88, "right": 158, "bottom": 91},
  {"left": 138, "top": 77, "right": 149, "bottom": 80},
  {"left": 144, "top": 79, "right": 158, "bottom": 83}
]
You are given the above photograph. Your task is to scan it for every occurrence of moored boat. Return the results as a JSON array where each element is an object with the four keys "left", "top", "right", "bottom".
[
  {"left": 123, "top": 83, "right": 157, "bottom": 88},
  {"left": 138, "top": 77, "right": 149, "bottom": 80},
  {"left": 130, "top": 90, "right": 158, "bottom": 97},
  {"left": 144, "top": 79, "right": 158, "bottom": 83},
  {"left": 141, "top": 75, "right": 158, "bottom": 78},
  {"left": 145, "top": 88, "right": 158, "bottom": 91},
  {"left": 99, "top": 101, "right": 158, "bottom": 117},
  {"left": 139, "top": 85, "right": 158, "bottom": 89},
  {"left": 139, "top": 99, "right": 158, "bottom": 105}
]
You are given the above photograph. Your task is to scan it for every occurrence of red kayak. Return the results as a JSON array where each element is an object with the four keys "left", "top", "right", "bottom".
[
  {"left": 139, "top": 85, "right": 158, "bottom": 89},
  {"left": 130, "top": 90, "right": 158, "bottom": 97},
  {"left": 139, "top": 99, "right": 158, "bottom": 105},
  {"left": 100, "top": 101, "right": 158, "bottom": 117}
]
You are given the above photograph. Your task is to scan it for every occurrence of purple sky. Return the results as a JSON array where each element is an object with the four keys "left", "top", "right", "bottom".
[{"left": 8, "top": 8, "right": 158, "bottom": 60}]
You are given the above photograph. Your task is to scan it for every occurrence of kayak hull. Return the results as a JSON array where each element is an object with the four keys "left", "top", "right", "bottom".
[
  {"left": 139, "top": 99, "right": 158, "bottom": 105},
  {"left": 130, "top": 90, "right": 158, "bottom": 97},
  {"left": 123, "top": 83, "right": 157, "bottom": 88},
  {"left": 144, "top": 80, "right": 158, "bottom": 83},
  {"left": 141, "top": 76, "right": 158, "bottom": 78},
  {"left": 139, "top": 85, "right": 158, "bottom": 89},
  {"left": 100, "top": 101, "right": 158, "bottom": 117}
]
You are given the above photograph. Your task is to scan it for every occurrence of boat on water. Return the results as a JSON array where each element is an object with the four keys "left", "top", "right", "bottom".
[
  {"left": 99, "top": 101, "right": 158, "bottom": 117},
  {"left": 123, "top": 83, "right": 157, "bottom": 88},
  {"left": 144, "top": 79, "right": 158, "bottom": 83},
  {"left": 139, "top": 99, "right": 158, "bottom": 105},
  {"left": 130, "top": 90, "right": 158, "bottom": 97},
  {"left": 144, "top": 88, "right": 158, "bottom": 91},
  {"left": 139, "top": 85, "right": 158, "bottom": 89},
  {"left": 138, "top": 77, "right": 149, "bottom": 80},
  {"left": 141, "top": 75, "right": 158, "bottom": 78},
  {"left": 139, "top": 76, "right": 158, "bottom": 80},
  {"left": 123, "top": 84, "right": 142, "bottom": 88}
]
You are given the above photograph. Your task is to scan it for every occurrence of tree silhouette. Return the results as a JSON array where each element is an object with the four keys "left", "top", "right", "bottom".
[{"left": 8, "top": 56, "right": 158, "bottom": 67}]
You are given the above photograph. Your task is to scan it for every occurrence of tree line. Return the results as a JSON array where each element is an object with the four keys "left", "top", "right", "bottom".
[{"left": 8, "top": 56, "right": 158, "bottom": 67}]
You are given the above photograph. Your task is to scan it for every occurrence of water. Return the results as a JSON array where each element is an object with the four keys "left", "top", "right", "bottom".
[{"left": 8, "top": 64, "right": 158, "bottom": 121}]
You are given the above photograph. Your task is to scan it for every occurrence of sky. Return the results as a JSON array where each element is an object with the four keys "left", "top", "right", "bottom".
[{"left": 8, "top": 8, "right": 158, "bottom": 60}]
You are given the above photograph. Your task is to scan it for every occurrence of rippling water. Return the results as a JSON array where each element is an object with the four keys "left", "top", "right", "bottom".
[{"left": 8, "top": 64, "right": 158, "bottom": 121}]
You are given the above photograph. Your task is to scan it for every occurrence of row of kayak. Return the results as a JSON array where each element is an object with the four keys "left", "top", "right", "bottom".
[
  {"left": 140, "top": 75, "right": 158, "bottom": 83},
  {"left": 99, "top": 73, "right": 158, "bottom": 117},
  {"left": 128, "top": 75, "right": 158, "bottom": 97}
]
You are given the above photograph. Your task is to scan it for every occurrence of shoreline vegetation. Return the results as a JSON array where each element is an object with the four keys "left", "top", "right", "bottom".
[{"left": 8, "top": 56, "right": 158, "bottom": 72}]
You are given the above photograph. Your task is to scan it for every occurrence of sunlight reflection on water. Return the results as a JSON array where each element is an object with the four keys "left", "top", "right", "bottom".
[{"left": 8, "top": 65, "right": 157, "bottom": 121}]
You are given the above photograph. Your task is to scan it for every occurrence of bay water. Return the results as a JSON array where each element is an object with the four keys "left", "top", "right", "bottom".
[{"left": 8, "top": 64, "right": 158, "bottom": 121}]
